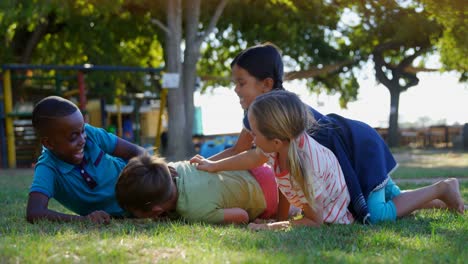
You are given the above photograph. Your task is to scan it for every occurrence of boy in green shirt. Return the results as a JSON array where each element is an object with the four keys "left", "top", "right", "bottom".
[{"left": 115, "top": 155, "right": 278, "bottom": 224}]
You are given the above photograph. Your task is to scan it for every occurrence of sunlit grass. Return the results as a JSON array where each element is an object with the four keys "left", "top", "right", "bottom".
[
  {"left": 394, "top": 150, "right": 468, "bottom": 168},
  {"left": 392, "top": 150, "right": 468, "bottom": 179},
  {"left": 0, "top": 151, "right": 467, "bottom": 263}
]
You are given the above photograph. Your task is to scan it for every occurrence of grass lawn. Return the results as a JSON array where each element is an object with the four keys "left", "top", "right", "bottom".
[
  {"left": 0, "top": 150, "right": 467, "bottom": 263},
  {"left": 391, "top": 149, "right": 468, "bottom": 179}
]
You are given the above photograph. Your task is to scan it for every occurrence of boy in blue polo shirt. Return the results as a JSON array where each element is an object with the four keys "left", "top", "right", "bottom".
[{"left": 26, "top": 96, "right": 146, "bottom": 224}]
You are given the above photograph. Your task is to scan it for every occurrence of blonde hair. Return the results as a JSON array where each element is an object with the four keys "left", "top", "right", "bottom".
[{"left": 250, "top": 90, "right": 317, "bottom": 209}]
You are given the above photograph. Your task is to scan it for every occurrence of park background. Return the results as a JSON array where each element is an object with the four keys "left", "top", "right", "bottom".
[
  {"left": 1, "top": 0, "right": 467, "bottom": 164},
  {"left": 197, "top": 63, "right": 468, "bottom": 135},
  {"left": 0, "top": 1, "right": 467, "bottom": 263}
]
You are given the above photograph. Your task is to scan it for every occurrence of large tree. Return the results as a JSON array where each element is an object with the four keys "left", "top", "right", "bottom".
[
  {"left": 2, "top": 0, "right": 355, "bottom": 160},
  {"left": 123, "top": 0, "right": 229, "bottom": 160},
  {"left": 125, "top": 0, "right": 356, "bottom": 160},
  {"left": 343, "top": 0, "right": 443, "bottom": 147},
  {"left": 9, "top": 0, "right": 461, "bottom": 154},
  {"left": 200, "top": 0, "right": 360, "bottom": 106}
]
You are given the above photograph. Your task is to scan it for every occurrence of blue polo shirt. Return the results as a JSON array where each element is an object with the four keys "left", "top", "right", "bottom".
[{"left": 30, "top": 124, "right": 127, "bottom": 216}]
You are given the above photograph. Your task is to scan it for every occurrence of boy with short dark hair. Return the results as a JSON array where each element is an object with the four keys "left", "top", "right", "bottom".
[{"left": 27, "top": 96, "right": 146, "bottom": 224}]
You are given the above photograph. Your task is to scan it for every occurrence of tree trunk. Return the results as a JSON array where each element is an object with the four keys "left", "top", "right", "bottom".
[
  {"left": 182, "top": 0, "right": 202, "bottom": 157},
  {"left": 161, "top": 0, "right": 228, "bottom": 159},
  {"left": 165, "top": 0, "right": 187, "bottom": 161},
  {"left": 373, "top": 43, "right": 422, "bottom": 148},
  {"left": 180, "top": 0, "right": 228, "bottom": 157},
  {"left": 13, "top": 12, "right": 61, "bottom": 64},
  {"left": 388, "top": 87, "right": 400, "bottom": 148}
]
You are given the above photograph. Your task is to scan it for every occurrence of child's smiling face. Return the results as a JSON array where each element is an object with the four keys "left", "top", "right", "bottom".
[
  {"left": 232, "top": 64, "right": 269, "bottom": 110},
  {"left": 42, "top": 110, "right": 86, "bottom": 165}
]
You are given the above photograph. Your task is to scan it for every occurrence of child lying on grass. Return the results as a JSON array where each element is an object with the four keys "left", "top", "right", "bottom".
[
  {"left": 115, "top": 154, "right": 284, "bottom": 225},
  {"left": 27, "top": 96, "right": 146, "bottom": 224}
]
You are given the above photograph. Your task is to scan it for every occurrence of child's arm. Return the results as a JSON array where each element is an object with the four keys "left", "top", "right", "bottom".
[
  {"left": 276, "top": 190, "right": 290, "bottom": 221},
  {"left": 26, "top": 192, "right": 111, "bottom": 224},
  {"left": 248, "top": 198, "right": 324, "bottom": 230},
  {"left": 112, "top": 137, "right": 147, "bottom": 160},
  {"left": 190, "top": 148, "right": 268, "bottom": 173},
  {"left": 291, "top": 201, "right": 323, "bottom": 227},
  {"left": 223, "top": 208, "right": 249, "bottom": 224}
]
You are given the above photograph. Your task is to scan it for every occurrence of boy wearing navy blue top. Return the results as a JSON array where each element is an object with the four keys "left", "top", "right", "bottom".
[{"left": 26, "top": 96, "right": 146, "bottom": 224}]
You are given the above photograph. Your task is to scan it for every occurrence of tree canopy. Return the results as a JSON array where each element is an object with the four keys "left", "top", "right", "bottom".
[
  {"left": 418, "top": 0, "right": 467, "bottom": 79},
  {"left": 1, "top": 0, "right": 466, "bottom": 156},
  {"left": 1, "top": 0, "right": 164, "bottom": 100}
]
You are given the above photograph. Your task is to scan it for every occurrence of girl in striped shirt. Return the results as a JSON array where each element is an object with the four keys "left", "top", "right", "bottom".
[{"left": 191, "top": 90, "right": 354, "bottom": 230}]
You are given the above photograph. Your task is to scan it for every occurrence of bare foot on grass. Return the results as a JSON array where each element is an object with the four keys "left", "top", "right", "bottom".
[{"left": 440, "top": 178, "right": 464, "bottom": 214}]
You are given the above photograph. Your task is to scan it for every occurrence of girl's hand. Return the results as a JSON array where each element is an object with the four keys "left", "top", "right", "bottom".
[
  {"left": 253, "top": 218, "right": 276, "bottom": 224},
  {"left": 189, "top": 154, "right": 205, "bottom": 164},
  {"left": 85, "top": 210, "right": 111, "bottom": 224},
  {"left": 189, "top": 154, "right": 218, "bottom": 172},
  {"left": 248, "top": 221, "right": 290, "bottom": 231}
]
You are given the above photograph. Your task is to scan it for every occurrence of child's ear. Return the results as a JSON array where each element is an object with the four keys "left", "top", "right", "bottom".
[
  {"left": 272, "top": 138, "right": 285, "bottom": 149},
  {"left": 262, "top": 78, "right": 274, "bottom": 92},
  {"left": 41, "top": 137, "right": 53, "bottom": 150}
]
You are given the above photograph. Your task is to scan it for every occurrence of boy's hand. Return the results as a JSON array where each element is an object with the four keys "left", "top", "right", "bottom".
[
  {"left": 85, "top": 210, "right": 111, "bottom": 224},
  {"left": 189, "top": 155, "right": 218, "bottom": 172}
]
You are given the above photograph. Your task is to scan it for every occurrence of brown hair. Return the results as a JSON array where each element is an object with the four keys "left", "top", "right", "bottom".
[{"left": 115, "top": 154, "right": 173, "bottom": 211}]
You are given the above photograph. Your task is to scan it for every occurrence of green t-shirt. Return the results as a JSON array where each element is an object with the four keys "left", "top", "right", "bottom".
[{"left": 169, "top": 161, "right": 266, "bottom": 224}]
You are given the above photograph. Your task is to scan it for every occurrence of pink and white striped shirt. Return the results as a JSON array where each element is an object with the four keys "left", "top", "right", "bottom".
[{"left": 261, "top": 132, "right": 354, "bottom": 224}]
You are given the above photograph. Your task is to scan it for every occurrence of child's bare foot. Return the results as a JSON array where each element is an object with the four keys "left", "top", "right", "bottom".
[
  {"left": 440, "top": 178, "right": 464, "bottom": 214},
  {"left": 425, "top": 199, "right": 447, "bottom": 209}
]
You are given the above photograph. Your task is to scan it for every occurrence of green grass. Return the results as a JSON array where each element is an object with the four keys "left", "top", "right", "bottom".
[
  {"left": 0, "top": 150, "right": 467, "bottom": 263},
  {"left": 391, "top": 149, "right": 468, "bottom": 179}
]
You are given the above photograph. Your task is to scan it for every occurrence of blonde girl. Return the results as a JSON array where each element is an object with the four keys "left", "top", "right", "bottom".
[{"left": 191, "top": 90, "right": 354, "bottom": 230}]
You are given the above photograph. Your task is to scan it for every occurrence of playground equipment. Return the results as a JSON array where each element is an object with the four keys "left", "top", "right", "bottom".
[
  {"left": 1, "top": 64, "right": 164, "bottom": 168},
  {"left": 199, "top": 135, "right": 238, "bottom": 157}
]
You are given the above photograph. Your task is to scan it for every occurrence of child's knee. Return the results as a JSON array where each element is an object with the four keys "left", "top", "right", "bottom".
[{"left": 385, "top": 178, "right": 401, "bottom": 200}]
